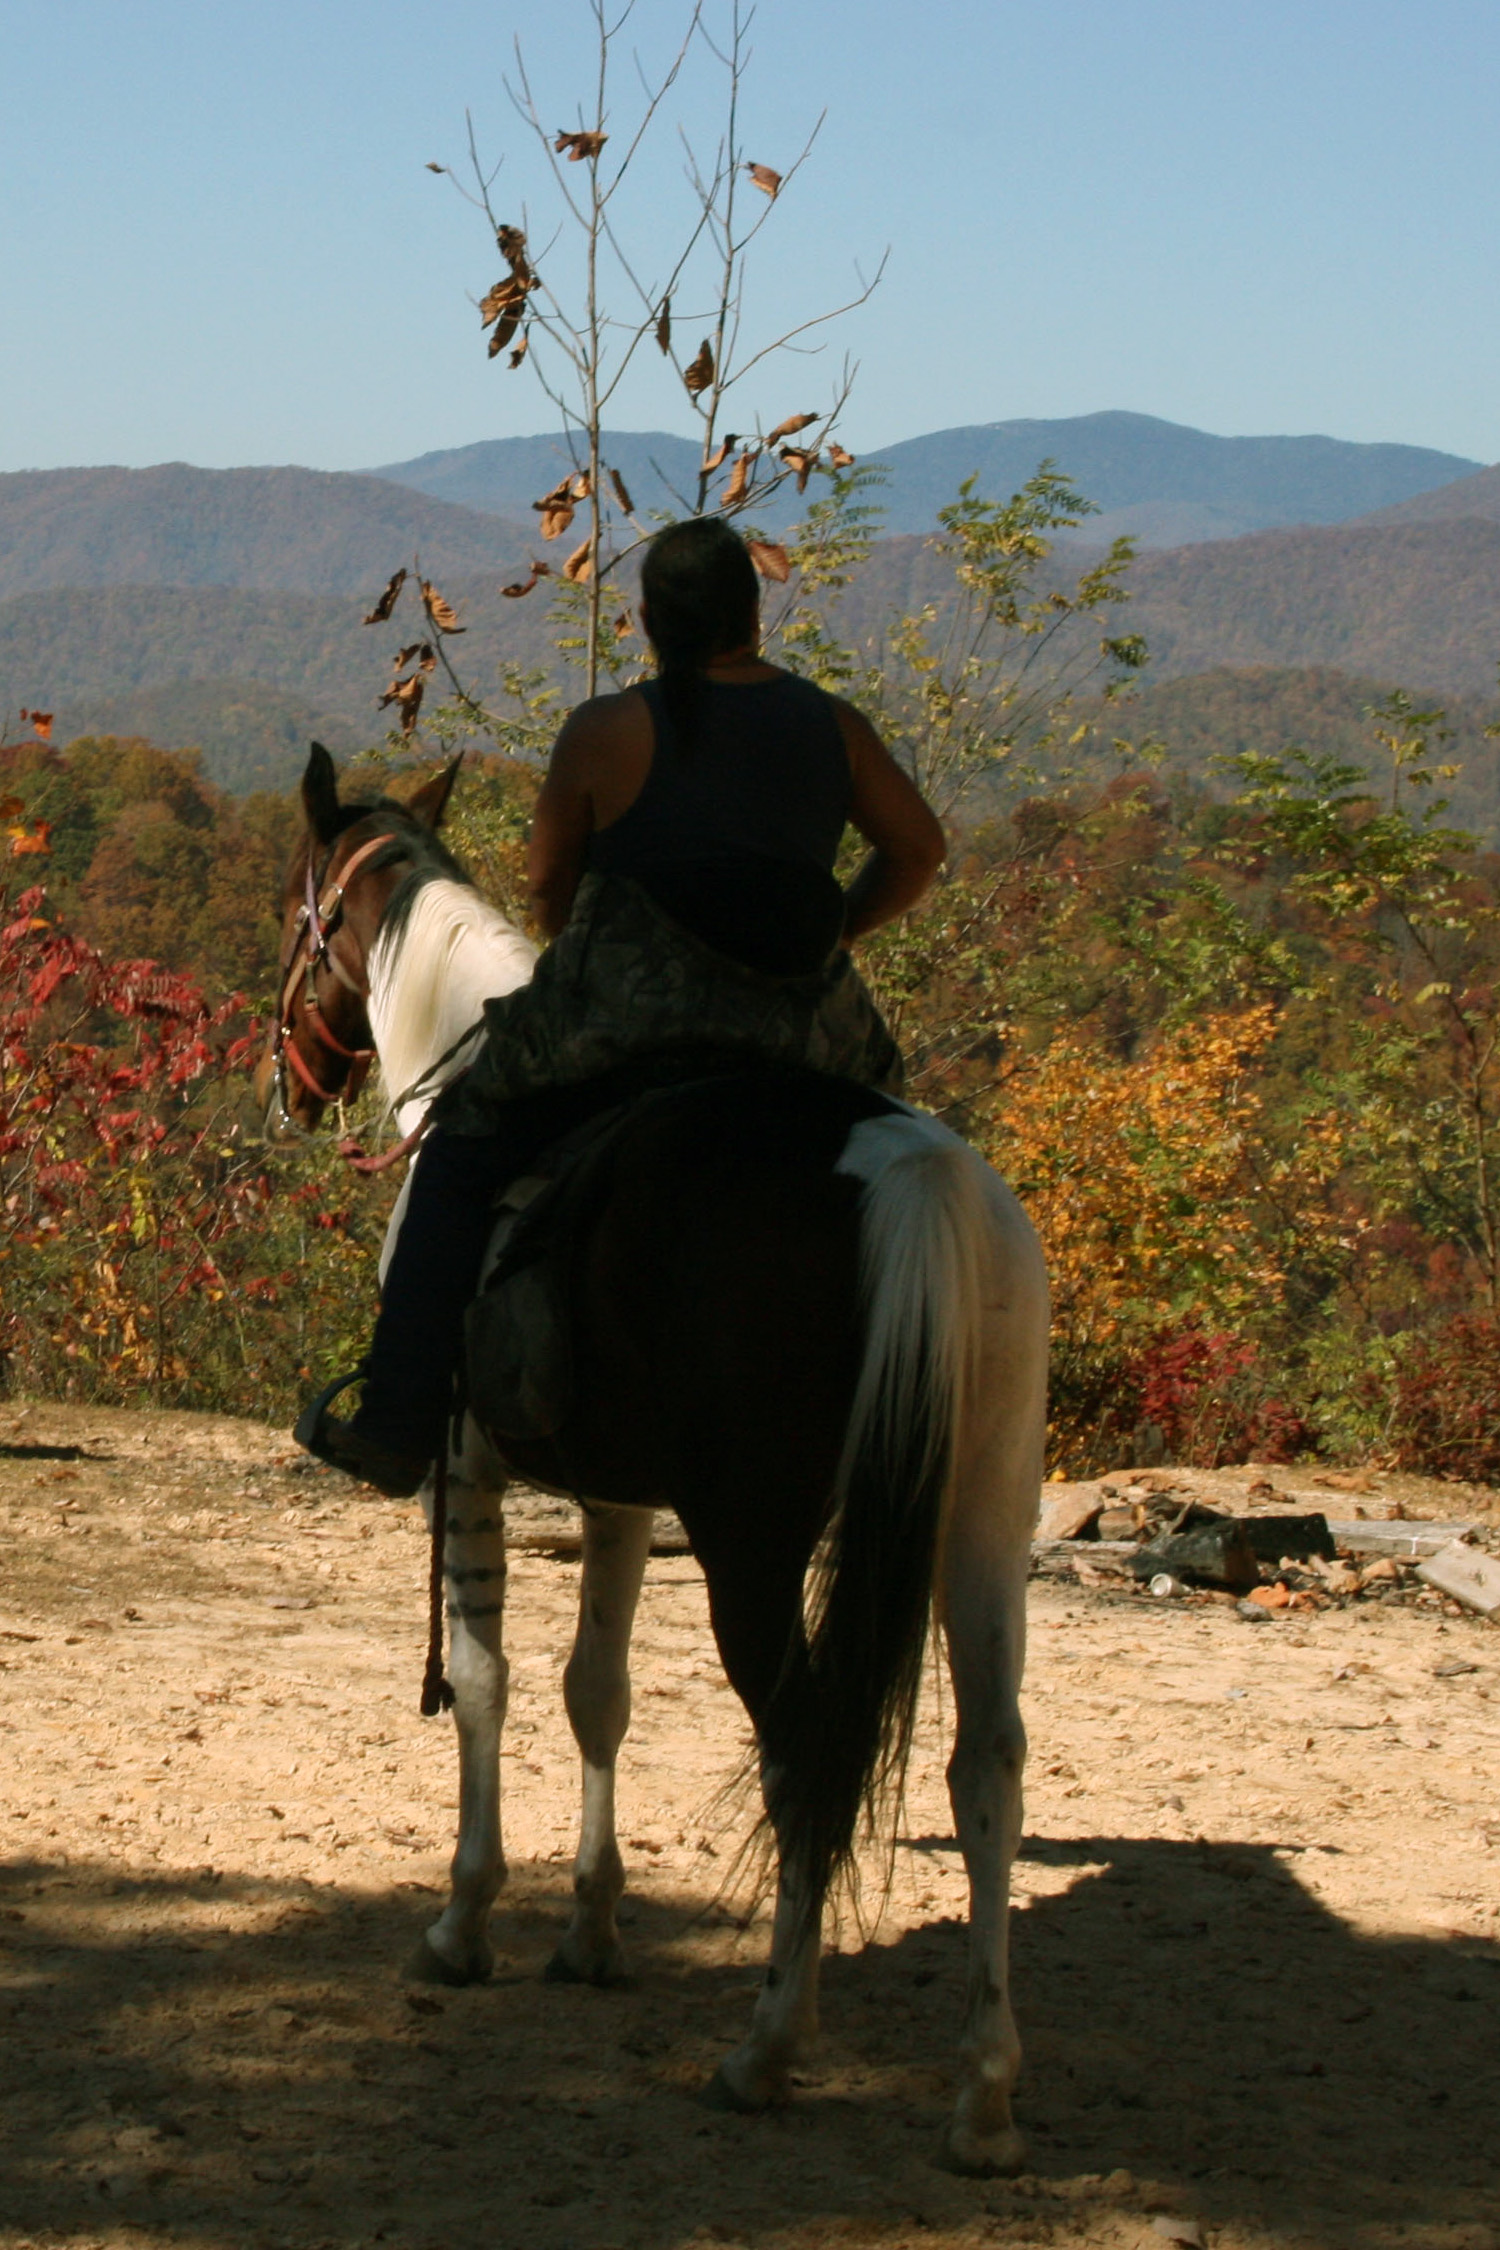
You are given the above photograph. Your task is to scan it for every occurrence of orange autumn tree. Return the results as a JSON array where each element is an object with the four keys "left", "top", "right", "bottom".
[{"left": 983, "top": 1007, "right": 1343, "bottom": 1472}]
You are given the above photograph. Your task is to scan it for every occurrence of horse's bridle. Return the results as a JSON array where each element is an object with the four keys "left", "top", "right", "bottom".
[{"left": 266, "top": 829, "right": 396, "bottom": 1135}]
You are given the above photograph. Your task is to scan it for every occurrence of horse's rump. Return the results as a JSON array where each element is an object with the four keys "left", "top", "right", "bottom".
[{"left": 466, "top": 1069, "right": 897, "bottom": 1523}]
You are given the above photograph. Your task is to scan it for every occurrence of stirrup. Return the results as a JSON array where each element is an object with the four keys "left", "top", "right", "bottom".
[
  {"left": 293, "top": 1362, "right": 369, "bottom": 1454},
  {"left": 293, "top": 1365, "right": 432, "bottom": 1499}
]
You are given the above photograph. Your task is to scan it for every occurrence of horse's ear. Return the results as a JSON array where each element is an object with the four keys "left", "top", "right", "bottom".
[
  {"left": 405, "top": 752, "right": 463, "bottom": 832},
  {"left": 302, "top": 743, "right": 341, "bottom": 844}
]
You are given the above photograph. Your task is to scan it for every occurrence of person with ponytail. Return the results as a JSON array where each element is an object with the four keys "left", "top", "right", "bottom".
[
  {"left": 528, "top": 517, "right": 943, "bottom": 974},
  {"left": 298, "top": 516, "right": 945, "bottom": 1495}
]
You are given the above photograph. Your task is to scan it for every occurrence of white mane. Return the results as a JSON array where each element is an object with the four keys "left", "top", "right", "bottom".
[{"left": 367, "top": 878, "right": 536, "bottom": 1139}]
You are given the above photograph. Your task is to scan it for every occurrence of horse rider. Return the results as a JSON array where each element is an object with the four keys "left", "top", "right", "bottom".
[{"left": 296, "top": 516, "right": 946, "bottom": 1495}]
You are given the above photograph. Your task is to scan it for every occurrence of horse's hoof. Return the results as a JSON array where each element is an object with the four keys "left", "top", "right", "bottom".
[
  {"left": 937, "top": 2120, "right": 1027, "bottom": 2178},
  {"left": 543, "top": 1946, "right": 634, "bottom": 1989},
  {"left": 700, "top": 2063, "right": 766, "bottom": 2115},
  {"left": 407, "top": 1934, "right": 490, "bottom": 1988}
]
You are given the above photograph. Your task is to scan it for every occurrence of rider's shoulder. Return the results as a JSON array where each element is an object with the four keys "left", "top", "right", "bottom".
[{"left": 556, "top": 684, "right": 652, "bottom": 755}]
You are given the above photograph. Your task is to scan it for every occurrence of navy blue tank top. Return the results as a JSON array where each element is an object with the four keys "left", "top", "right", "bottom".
[{"left": 585, "top": 673, "right": 852, "bottom": 975}]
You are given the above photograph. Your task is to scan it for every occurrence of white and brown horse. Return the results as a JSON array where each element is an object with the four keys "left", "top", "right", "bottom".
[{"left": 254, "top": 747, "right": 1048, "bottom": 2175}]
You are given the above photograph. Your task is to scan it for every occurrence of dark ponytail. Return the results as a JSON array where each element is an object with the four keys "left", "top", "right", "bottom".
[{"left": 639, "top": 518, "right": 760, "bottom": 752}]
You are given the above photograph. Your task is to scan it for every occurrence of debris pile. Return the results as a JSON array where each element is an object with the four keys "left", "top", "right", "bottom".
[{"left": 1032, "top": 1471, "right": 1500, "bottom": 1622}]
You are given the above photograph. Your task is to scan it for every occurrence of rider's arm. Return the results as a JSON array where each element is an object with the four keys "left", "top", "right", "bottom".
[
  {"left": 836, "top": 701, "right": 946, "bottom": 940},
  {"left": 528, "top": 707, "right": 599, "bottom": 937}
]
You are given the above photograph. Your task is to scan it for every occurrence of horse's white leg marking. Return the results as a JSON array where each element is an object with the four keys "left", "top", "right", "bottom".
[
  {"left": 548, "top": 1502, "right": 655, "bottom": 1984},
  {"left": 937, "top": 1175, "right": 1047, "bottom": 2176},
  {"left": 414, "top": 1415, "right": 510, "bottom": 1985},
  {"left": 709, "top": 1783, "right": 821, "bottom": 2111}
]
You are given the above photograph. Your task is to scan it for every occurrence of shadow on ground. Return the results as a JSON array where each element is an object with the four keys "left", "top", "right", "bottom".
[{"left": 1, "top": 1837, "right": 1496, "bottom": 2250}]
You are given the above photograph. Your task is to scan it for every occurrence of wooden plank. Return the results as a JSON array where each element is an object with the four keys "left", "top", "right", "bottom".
[{"left": 1415, "top": 1540, "right": 1500, "bottom": 1615}]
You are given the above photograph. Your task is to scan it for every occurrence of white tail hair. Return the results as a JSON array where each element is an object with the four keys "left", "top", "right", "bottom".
[{"left": 835, "top": 1109, "right": 991, "bottom": 1508}]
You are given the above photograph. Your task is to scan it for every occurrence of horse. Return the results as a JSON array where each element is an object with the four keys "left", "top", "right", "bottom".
[{"left": 252, "top": 745, "right": 1049, "bottom": 2176}]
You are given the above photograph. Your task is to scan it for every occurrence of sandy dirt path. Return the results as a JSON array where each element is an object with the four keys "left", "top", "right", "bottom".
[{"left": 1, "top": 1401, "right": 1498, "bottom": 2250}]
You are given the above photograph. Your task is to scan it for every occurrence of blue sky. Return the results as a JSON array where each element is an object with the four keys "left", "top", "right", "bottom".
[{"left": 3, "top": 0, "right": 1498, "bottom": 472}]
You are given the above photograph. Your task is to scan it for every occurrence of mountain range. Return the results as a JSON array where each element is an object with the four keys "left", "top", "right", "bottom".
[
  {"left": 372, "top": 411, "right": 1483, "bottom": 548},
  {"left": 2, "top": 411, "right": 1497, "bottom": 807}
]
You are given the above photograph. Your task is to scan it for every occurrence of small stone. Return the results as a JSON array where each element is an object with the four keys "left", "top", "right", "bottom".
[{"left": 1151, "top": 2217, "right": 1205, "bottom": 2249}]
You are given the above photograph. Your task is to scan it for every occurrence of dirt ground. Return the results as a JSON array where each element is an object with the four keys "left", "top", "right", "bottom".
[{"left": 2, "top": 1401, "right": 1498, "bottom": 2250}]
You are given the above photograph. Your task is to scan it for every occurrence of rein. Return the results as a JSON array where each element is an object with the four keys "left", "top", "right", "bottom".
[{"left": 270, "top": 829, "right": 395, "bottom": 1116}]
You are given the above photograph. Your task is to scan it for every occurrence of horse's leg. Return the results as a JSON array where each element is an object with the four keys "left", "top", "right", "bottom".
[
  {"left": 693, "top": 1541, "right": 827, "bottom": 2112},
  {"left": 707, "top": 1780, "right": 823, "bottom": 2112},
  {"left": 937, "top": 1204, "right": 1048, "bottom": 2175},
  {"left": 412, "top": 1416, "right": 511, "bottom": 1985},
  {"left": 547, "top": 1501, "right": 655, "bottom": 1986}
]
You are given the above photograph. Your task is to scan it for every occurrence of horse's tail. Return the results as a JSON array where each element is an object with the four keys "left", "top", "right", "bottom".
[{"left": 760, "top": 1111, "right": 991, "bottom": 1928}]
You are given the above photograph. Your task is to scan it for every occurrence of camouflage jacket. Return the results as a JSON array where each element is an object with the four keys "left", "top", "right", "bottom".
[{"left": 434, "top": 872, "right": 903, "bottom": 1136}]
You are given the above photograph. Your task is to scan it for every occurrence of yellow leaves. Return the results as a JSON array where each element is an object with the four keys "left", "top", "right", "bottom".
[{"left": 984, "top": 1007, "right": 1284, "bottom": 1351}]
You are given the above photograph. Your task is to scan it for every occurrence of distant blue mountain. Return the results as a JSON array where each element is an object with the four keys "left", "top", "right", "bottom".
[{"left": 371, "top": 410, "right": 1484, "bottom": 548}]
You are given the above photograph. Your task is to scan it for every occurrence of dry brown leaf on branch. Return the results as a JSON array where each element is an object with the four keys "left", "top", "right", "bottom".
[
  {"left": 419, "top": 579, "right": 465, "bottom": 634},
  {"left": 501, "top": 573, "right": 540, "bottom": 599},
  {"left": 562, "top": 539, "right": 593, "bottom": 584},
  {"left": 479, "top": 274, "right": 531, "bottom": 324},
  {"left": 487, "top": 311, "right": 521, "bottom": 359},
  {"left": 613, "top": 612, "right": 633, "bottom": 639},
  {"left": 392, "top": 642, "right": 437, "bottom": 673},
  {"left": 766, "top": 411, "right": 817, "bottom": 444},
  {"left": 608, "top": 467, "right": 634, "bottom": 514},
  {"left": 745, "top": 161, "right": 782, "bottom": 197},
  {"left": 533, "top": 477, "right": 577, "bottom": 540},
  {"left": 683, "top": 338, "right": 714, "bottom": 395},
  {"left": 571, "top": 471, "right": 593, "bottom": 500},
  {"left": 747, "top": 540, "right": 790, "bottom": 583},
  {"left": 720, "top": 452, "right": 751, "bottom": 508},
  {"left": 779, "top": 445, "right": 818, "bottom": 493},
  {"left": 496, "top": 223, "right": 529, "bottom": 268},
  {"left": 425, "top": 162, "right": 446, "bottom": 174},
  {"left": 508, "top": 336, "right": 528, "bottom": 369},
  {"left": 378, "top": 676, "right": 425, "bottom": 735},
  {"left": 655, "top": 297, "right": 671, "bottom": 354},
  {"left": 27, "top": 712, "right": 54, "bottom": 740},
  {"left": 828, "top": 441, "right": 855, "bottom": 469},
  {"left": 362, "top": 567, "right": 408, "bottom": 625},
  {"left": 703, "top": 433, "right": 739, "bottom": 472},
  {"left": 554, "top": 129, "right": 608, "bottom": 161}
]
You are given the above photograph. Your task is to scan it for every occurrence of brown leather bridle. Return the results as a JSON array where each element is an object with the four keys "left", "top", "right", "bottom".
[{"left": 266, "top": 828, "right": 396, "bottom": 1133}]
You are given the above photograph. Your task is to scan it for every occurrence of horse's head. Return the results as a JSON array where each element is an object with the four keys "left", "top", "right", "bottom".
[{"left": 253, "top": 743, "right": 462, "bottom": 1139}]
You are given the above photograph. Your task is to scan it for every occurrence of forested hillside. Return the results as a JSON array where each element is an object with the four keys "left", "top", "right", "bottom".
[{"left": 0, "top": 465, "right": 533, "bottom": 597}]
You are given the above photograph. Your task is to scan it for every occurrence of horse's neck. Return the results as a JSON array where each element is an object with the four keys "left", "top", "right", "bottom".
[{"left": 367, "top": 880, "right": 537, "bottom": 1137}]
